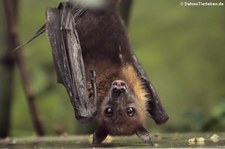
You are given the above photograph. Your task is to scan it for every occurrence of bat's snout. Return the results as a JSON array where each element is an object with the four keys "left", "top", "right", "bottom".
[
  {"left": 112, "top": 87, "right": 126, "bottom": 94},
  {"left": 111, "top": 80, "right": 127, "bottom": 98}
]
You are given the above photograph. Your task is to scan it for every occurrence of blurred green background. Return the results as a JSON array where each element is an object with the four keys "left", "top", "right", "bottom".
[{"left": 3, "top": 0, "right": 225, "bottom": 136}]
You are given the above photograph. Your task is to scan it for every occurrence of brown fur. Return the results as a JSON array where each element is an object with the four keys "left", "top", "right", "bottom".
[
  {"left": 120, "top": 65, "right": 147, "bottom": 124},
  {"left": 85, "top": 60, "right": 147, "bottom": 135},
  {"left": 75, "top": 2, "right": 148, "bottom": 137}
]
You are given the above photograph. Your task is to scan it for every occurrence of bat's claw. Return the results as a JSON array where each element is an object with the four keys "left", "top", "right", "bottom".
[{"left": 76, "top": 110, "right": 97, "bottom": 123}]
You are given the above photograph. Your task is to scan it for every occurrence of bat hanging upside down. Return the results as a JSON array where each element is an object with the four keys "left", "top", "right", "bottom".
[{"left": 17, "top": 0, "right": 169, "bottom": 146}]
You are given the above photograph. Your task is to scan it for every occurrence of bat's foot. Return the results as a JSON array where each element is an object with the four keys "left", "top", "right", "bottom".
[{"left": 136, "top": 126, "right": 153, "bottom": 146}]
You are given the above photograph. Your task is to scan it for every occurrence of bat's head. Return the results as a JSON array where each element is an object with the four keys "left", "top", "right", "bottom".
[{"left": 98, "top": 80, "right": 146, "bottom": 135}]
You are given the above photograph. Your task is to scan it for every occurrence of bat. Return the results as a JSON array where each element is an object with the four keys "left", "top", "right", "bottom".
[{"left": 16, "top": 0, "right": 169, "bottom": 146}]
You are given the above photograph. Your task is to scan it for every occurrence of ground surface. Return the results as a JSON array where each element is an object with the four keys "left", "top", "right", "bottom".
[{"left": 0, "top": 133, "right": 224, "bottom": 148}]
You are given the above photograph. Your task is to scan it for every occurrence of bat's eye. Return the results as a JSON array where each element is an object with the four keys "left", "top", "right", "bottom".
[
  {"left": 127, "top": 107, "right": 135, "bottom": 117},
  {"left": 104, "top": 107, "right": 113, "bottom": 117}
]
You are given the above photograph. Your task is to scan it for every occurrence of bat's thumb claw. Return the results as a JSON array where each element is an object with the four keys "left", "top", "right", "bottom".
[{"left": 75, "top": 110, "right": 97, "bottom": 123}]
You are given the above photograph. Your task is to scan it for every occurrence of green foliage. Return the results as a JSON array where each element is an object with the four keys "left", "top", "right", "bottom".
[
  {"left": 10, "top": 0, "right": 225, "bottom": 136},
  {"left": 129, "top": 1, "right": 225, "bottom": 132}
]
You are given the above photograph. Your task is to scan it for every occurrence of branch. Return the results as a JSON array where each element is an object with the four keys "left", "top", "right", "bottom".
[{"left": 3, "top": 0, "right": 45, "bottom": 136}]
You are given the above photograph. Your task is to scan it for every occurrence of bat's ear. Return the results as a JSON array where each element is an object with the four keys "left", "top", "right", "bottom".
[
  {"left": 92, "top": 126, "right": 108, "bottom": 146},
  {"left": 146, "top": 87, "right": 169, "bottom": 124},
  {"left": 135, "top": 126, "right": 153, "bottom": 146}
]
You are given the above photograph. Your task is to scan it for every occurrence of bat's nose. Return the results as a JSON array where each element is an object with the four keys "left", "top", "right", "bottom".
[{"left": 112, "top": 80, "right": 126, "bottom": 88}]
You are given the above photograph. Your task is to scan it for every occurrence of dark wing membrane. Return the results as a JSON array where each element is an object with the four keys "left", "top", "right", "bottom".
[
  {"left": 131, "top": 54, "right": 169, "bottom": 124},
  {"left": 46, "top": 3, "right": 96, "bottom": 122}
]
